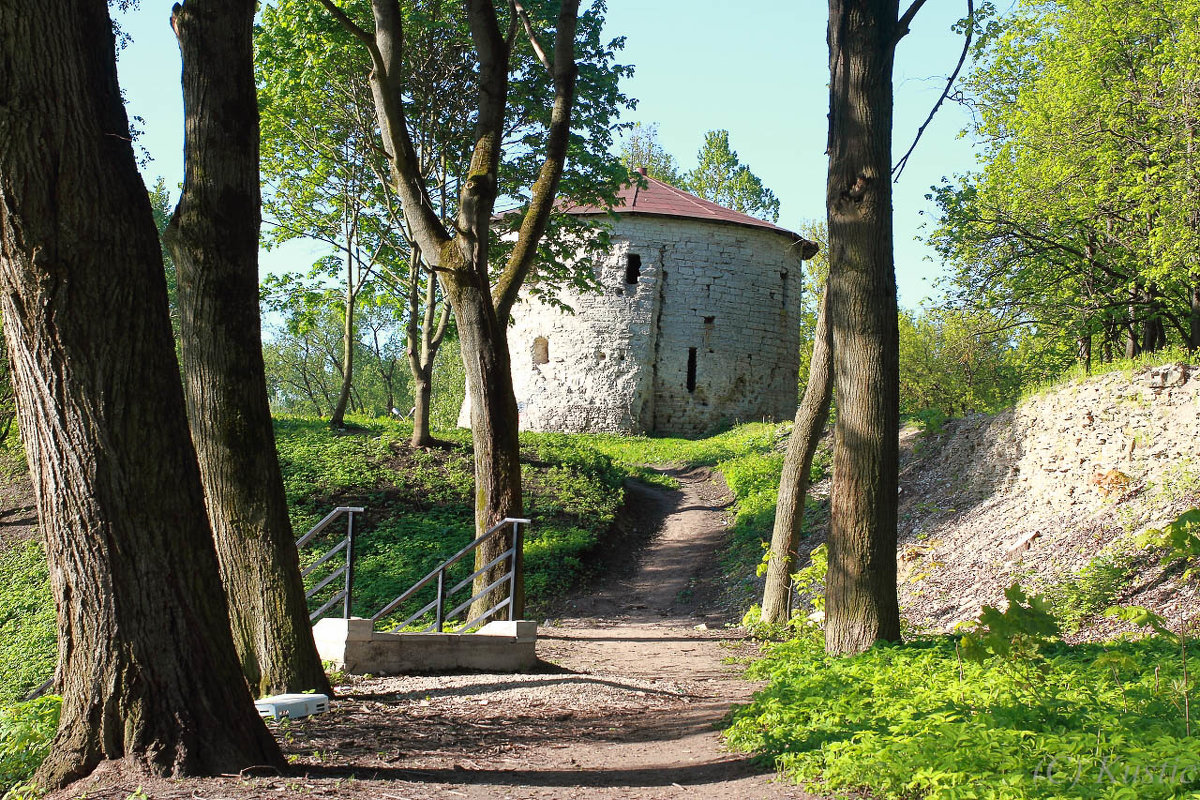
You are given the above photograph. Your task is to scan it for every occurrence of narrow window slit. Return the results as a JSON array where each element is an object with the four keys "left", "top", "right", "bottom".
[
  {"left": 686, "top": 347, "right": 697, "bottom": 393},
  {"left": 625, "top": 253, "right": 641, "bottom": 284}
]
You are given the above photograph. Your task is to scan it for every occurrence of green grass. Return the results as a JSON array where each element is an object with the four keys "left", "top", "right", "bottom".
[
  {"left": 585, "top": 421, "right": 788, "bottom": 469},
  {"left": 726, "top": 630, "right": 1200, "bottom": 799}
]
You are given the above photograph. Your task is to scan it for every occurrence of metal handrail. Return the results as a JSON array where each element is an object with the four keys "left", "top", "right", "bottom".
[
  {"left": 296, "top": 506, "right": 364, "bottom": 622},
  {"left": 371, "top": 517, "right": 529, "bottom": 633}
]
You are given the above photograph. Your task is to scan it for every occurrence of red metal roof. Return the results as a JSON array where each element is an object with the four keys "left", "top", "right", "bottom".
[{"left": 562, "top": 171, "right": 818, "bottom": 259}]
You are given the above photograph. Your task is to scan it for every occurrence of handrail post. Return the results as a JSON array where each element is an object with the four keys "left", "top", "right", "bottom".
[
  {"left": 509, "top": 520, "right": 524, "bottom": 621},
  {"left": 343, "top": 510, "right": 356, "bottom": 619},
  {"left": 435, "top": 568, "right": 445, "bottom": 632}
]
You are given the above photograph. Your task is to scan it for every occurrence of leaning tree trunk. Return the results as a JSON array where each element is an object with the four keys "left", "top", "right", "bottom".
[
  {"left": 824, "top": 0, "right": 903, "bottom": 655},
  {"left": 761, "top": 287, "right": 834, "bottom": 625},
  {"left": 448, "top": 278, "right": 525, "bottom": 623},
  {"left": 1076, "top": 332, "right": 1092, "bottom": 373},
  {"left": 165, "top": 0, "right": 331, "bottom": 699},
  {"left": 0, "top": 0, "right": 284, "bottom": 788}
]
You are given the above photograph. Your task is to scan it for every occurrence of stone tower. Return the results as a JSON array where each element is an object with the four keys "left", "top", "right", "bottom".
[{"left": 465, "top": 173, "right": 818, "bottom": 437}]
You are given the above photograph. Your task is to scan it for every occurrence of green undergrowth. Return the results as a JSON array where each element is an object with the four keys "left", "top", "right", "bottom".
[
  {"left": 0, "top": 695, "right": 59, "bottom": 795},
  {"left": 276, "top": 416, "right": 627, "bottom": 622},
  {"left": 732, "top": 512, "right": 1200, "bottom": 800},
  {"left": 727, "top": 629, "right": 1200, "bottom": 799},
  {"left": 0, "top": 539, "right": 55, "bottom": 706},
  {"left": 1043, "top": 548, "right": 1141, "bottom": 634}
]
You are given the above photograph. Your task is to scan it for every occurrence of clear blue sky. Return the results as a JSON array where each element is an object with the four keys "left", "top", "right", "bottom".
[{"left": 116, "top": 0, "right": 978, "bottom": 307}]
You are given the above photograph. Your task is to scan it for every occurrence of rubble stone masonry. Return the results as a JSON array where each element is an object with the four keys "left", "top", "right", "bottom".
[{"left": 472, "top": 215, "right": 807, "bottom": 436}]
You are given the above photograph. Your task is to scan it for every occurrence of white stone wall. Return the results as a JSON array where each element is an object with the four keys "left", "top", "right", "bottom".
[{"left": 464, "top": 215, "right": 806, "bottom": 436}]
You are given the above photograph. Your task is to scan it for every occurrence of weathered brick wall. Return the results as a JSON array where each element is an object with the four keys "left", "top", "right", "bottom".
[{"left": 461, "top": 215, "right": 806, "bottom": 435}]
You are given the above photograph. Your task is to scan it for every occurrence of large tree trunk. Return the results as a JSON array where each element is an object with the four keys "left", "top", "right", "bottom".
[
  {"left": 761, "top": 288, "right": 834, "bottom": 625},
  {"left": 0, "top": 0, "right": 284, "bottom": 788},
  {"left": 448, "top": 279, "right": 526, "bottom": 621},
  {"left": 824, "top": 0, "right": 904, "bottom": 655},
  {"left": 164, "top": 0, "right": 331, "bottom": 699}
]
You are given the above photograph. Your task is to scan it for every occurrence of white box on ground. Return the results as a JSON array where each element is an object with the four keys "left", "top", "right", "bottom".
[{"left": 255, "top": 693, "right": 329, "bottom": 720}]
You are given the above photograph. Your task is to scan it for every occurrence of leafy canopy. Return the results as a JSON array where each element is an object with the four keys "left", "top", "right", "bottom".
[
  {"left": 928, "top": 0, "right": 1200, "bottom": 368},
  {"left": 618, "top": 124, "right": 781, "bottom": 222},
  {"left": 682, "top": 130, "right": 780, "bottom": 222}
]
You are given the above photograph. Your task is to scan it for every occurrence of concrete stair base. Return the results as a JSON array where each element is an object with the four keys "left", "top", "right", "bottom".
[{"left": 313, "top": 617, "right": 539, "bottom": 674}]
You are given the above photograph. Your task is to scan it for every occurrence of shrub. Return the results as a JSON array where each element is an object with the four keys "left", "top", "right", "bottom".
[{"left": 1044, "top": 551, "right": 1138, "bottom": 633}]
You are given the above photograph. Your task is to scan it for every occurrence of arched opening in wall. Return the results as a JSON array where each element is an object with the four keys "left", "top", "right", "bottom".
[
  {"left": 686, "top": 347, "right": 697, "bottom": 393},
  {"left": 532, "top": 336, "right": 549, "bottom": 365},
  {"left": 625, "top": 253, "right": 641, "bottom": 284}
]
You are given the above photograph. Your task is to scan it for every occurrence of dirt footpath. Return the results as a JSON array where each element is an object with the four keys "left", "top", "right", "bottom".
[{"left": 50, "top": 470, "right": 815, "bottom": 800}]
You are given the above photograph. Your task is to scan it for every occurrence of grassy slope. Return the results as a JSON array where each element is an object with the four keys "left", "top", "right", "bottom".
[{"left": 275, "top": 417, "right": 630, "bottom": 625}]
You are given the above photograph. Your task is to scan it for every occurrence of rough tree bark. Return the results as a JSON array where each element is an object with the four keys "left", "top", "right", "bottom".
[
  {"left": 318, "top": 0, "right": 580, "bottom": 620},
  {"left": 0, "top": 0, "right": 284, "bottom": 787},
  {"left": 761, "top": 287, "right": 834, "bottom": 625},
  {"left": 164, "top": 0, "right": 331, "bottom": 698},
  {"left": 823, "top": 0, "right": 912, "bottom": 654}
]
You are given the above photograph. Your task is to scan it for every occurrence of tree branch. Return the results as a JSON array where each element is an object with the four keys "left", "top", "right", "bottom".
[
  {"left": 494, "top": 0, "right": 580, "bottom": 320},
  {"left": 511, "top": 0, "right": 552, "bottom": 72},
  {"left": 895, "top": 0, "right": 929, "bottom": 43},
  {"left": 455, "top": 0, "right": 513, "bottom": 275},
  {"left": 313, "top": 0, "right": 453, "bottom": 263},
  {"left": 313, "top": 0, "right": 374, "bottom": 47},
  {"left": 893, "top": 0, "right": 973, "bottom": 181}
]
